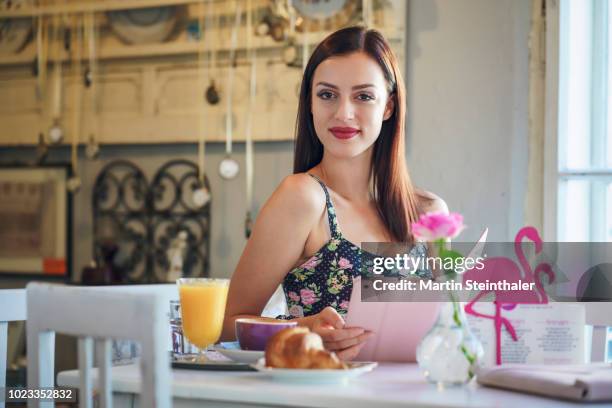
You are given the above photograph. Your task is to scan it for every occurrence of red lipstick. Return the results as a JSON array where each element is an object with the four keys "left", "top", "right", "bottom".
[{"left": 329, "top": 127, "right": 360, "bottom": 140}]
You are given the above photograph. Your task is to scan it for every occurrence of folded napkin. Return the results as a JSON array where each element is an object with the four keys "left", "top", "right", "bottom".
[{"left": 476, "top": 363, "right": 612, "bottom": 402}]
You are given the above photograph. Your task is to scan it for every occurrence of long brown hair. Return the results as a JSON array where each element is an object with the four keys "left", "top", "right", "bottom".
[{"left": 293, "top": 26, "right": 420, "bottom": 242}]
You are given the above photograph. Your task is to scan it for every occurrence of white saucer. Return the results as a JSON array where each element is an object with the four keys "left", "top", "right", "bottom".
[
  {"left": 251, "top": 358, "right": 377, "bottom": 383},
  {"left": 213, "top": 342, "right": 264, "bottom": 364}
]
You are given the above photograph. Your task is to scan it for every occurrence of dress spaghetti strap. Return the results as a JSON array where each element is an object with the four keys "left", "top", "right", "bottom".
[{"left": 307, "top": 173, "right": 342, "bottom": 240}]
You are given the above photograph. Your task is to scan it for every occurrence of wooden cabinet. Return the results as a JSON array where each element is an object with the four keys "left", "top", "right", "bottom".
[{"left": 0, "top": 0, "right": 406, "bottom": 145}]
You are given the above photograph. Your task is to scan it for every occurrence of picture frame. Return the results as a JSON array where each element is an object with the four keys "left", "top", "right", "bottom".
[{"left": 0, "top": 165, "right": 72, "bottom": 279}]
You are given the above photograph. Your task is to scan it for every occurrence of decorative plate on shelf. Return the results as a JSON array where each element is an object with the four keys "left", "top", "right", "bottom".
[
  {"left": 0, "top": 18, "right": 32, "bottom": 54},
  {"left": 293, "top": 0, "right": 359, "bottom": 32},
  {"left": 106, "top": 6, "right": 179, "bottom": 45}
]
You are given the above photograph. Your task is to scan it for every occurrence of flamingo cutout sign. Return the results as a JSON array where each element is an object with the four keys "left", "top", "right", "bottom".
[{"left": 463, "top": 226, "right": 555, "bottom": 365}]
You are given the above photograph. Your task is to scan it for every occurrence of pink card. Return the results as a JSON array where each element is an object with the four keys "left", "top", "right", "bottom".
[
  {"left": 345, "top": 230, "right": 488, "bottom": 362},
  {"left": 344, "top": 276, "right": 441, "bottom": 362}
]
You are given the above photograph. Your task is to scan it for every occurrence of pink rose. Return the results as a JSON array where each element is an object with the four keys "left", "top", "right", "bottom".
[
  {"left": 411, "top": 212, "right": 465, "bottom": 241},
  {"left": 340, "top": 300, "right": 349, "bottom": 310},
  {"left": 288, "top": 291, "right": 300, "bottom": 302},
  {"left": 301, "top": 257, "right": 321, "bottom": 270},
  {"left": 338, "top": 257, "right": 353, "bottom": 269},
  {"left": 300, "top": 288, "right": 319, "bottom": 305}
]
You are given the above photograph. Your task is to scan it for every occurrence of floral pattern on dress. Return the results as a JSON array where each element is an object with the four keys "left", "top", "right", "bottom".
[
  {"left": 278, "top": 174, "right": 432, "bottom": 320},
  {"left": 291, "top": 252, "right": 323, "bottom": 282}
]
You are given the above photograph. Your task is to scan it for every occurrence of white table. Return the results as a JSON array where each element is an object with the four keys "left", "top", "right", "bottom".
[{"left": 56, "top": 362, "right": 610, "bottom": 408}]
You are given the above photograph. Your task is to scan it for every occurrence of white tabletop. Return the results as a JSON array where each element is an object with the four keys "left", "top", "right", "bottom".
[{"left": 56, "top": 362, "right": 611, "bottom": 408}]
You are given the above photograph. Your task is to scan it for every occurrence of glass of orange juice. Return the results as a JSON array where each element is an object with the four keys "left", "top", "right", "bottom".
[{"left": 177, "top": 278, "right": 230, "bottom": 361}]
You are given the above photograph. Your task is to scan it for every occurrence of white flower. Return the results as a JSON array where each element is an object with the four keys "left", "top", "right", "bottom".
[{"left": 288, "top": 305, "right": 304, "bottom": 318}]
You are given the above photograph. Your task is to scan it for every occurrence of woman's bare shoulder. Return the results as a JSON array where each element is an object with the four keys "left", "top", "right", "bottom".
[
  {"left": 415, "top": 188, "right": 449, "bottom": 214},
  {"left": 267, "top": 173, "right": 326, "bottom": 218}
]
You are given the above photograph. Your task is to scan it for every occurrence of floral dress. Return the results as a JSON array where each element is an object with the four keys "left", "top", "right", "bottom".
[{"left": 278, "top": 174, "right": 431, "bottom": 320}]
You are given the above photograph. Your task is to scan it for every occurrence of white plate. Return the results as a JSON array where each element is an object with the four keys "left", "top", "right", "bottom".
[
  {"left": 107, "top": 7, "right": 178, "bottom": 45},
  {"left": 251, "top": 358, "right": 377, "bottom": 383},
  {"left": 213, "top": 343, "right": 264, "bottom": 364}
]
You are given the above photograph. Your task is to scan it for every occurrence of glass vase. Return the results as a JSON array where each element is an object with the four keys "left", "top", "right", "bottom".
[{"left": 416, "top": 301, "right": 484, "bottom": 387}]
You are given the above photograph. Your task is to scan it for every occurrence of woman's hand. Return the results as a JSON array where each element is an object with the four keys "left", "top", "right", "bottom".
[{"left": 300, "top": 306, "right": 373, "bottom": 360}]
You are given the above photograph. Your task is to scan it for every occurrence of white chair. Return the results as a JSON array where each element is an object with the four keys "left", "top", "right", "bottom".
[
  {"left": 1, "top": 289, "right": 26, "bottom": 408},
  {"left": 83, "top": 284, "right": 179, "bottom": 363},
  {"left": 26, "top": 283, "right": 172, "bottom": 408},
  {"left": 585, "top": 302, "right": 612, "bottom": 362}
]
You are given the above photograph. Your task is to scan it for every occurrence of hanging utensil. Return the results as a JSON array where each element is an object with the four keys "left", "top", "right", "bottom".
[
  {"left": 301, "top": 22, "right": 309, "bottom": 70},
  {"left": 205, "top": 80, "right": 220, "bottom": 105},
  {"left": 192, "top": 0, "right": 212, "bottom": 208},
  {"left": 34, "top": 15, "right": 50, "bottom": 143},
  {"left": 192, "top": 185, "right": 211, "bottom": 208},
  {"left": 67, "top": 14, "right": 83, "bottom": 193},
  {"left": 83, "top": 11, "right": 94, "bottom": 89},
  {"left": 282, "top": 37, "right": 298, "bottom": 67},
  {"left": 266, "top": 0, "right": 290, "bottom": 42},
  {"left": 362, "top": 0, "right": 372, "bottom": 26},
  {"left": 218, "top": 1, "right": 241, "bottom": 181},
  {"left": 85, "top": 134, "right": 99, "bottom": 159},
  {"left": 48, "top": 122, "right": 63, "bottom": 144},
  {"left": 84, "top": 10, "right": 99, "bottom": 160},
  {"left": 35, "top": 132, "right": 48, "bottom": 165},
  {"left": 282, "top": 0, "right": 298, "bottom": 67},
  {"left": 204, "top": 1, "right": 220, "bottom": 105},
  {"left": 244, "top": 0, "right": 256, "bottom": 238},
  {"left": 34, "top": 15, "right": 47, "bottom": 101},
  {"left": 48, "top": 14, "right": 64, "bottom": 145}
]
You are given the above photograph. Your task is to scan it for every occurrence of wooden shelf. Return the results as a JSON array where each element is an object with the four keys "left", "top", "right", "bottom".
[
  {"left": 0, "top": 0, "right": 407, "bottom": 145},
  {"left": 0, "top": 0, "right": 266, "bottom": 18},
  {"left": 0, "top": 0, "right": 200, "bottom": 18},
  {"left": 0, "top": 0, "right": 404, "bottom": 67},
  {"left": 0, "top": 29, "right": 404, "bottom": 66}
]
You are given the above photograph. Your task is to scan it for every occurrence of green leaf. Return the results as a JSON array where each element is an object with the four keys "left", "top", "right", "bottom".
[
  {"left": 439, "top": 248, "right": 464, "bottom": 276},
  {"left": 439, "top": 248, "right": 463, "bottom": 261}
]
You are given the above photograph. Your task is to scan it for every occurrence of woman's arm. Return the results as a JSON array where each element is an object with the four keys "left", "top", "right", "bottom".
[
  {"left": 221, "top": 174, "right": 372, "bottom": 360},
  {"left": 221, "top": 174, "right": 324, "bottom": 340}
]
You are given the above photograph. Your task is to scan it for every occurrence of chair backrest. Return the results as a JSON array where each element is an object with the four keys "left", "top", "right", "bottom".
[
  {"left": 1, "top": 289, "right": 26, "bottom": 408},
  {"left": 81, "top": 284, "right": 179, "bottom": 362},
  {"left": 585, "top": 302, "right": 612, "bottom": 362},
  {"left": 26, "top": 283, "right": 172, "bottom": 408}
]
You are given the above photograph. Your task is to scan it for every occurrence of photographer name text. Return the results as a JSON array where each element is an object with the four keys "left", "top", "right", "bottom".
[{"left": 372, "top": 279, "right": 536, "bottom": 291}]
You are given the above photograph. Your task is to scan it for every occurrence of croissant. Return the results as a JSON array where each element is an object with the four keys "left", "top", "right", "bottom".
[{"left": 265, "top": 327, "right": 346, "bottom": 369}]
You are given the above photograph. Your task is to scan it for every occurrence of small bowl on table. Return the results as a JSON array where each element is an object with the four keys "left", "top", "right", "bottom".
[{"left": 235, "top": 318, "right": 297, "bottom": 351}]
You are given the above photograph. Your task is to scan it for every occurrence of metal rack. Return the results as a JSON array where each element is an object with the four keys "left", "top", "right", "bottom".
[{"left": 92, "top": 158, "right": 211, "bottom": 283}]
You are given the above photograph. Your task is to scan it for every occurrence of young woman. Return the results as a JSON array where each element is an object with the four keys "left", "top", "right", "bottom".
[{"left": 221, "top": 26, "right": 447, "bottom": 360}]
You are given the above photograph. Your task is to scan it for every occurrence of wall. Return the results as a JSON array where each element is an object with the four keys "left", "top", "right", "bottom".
[
  {"left": 406, "top": 0, "right": 531, "bottom": 242},
  {"left": 0, "top": 0, "right": 532, "bottom": 285}
]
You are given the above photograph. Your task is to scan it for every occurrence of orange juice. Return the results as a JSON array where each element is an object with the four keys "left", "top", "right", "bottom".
[{"left": 178, "top": 279, "right": 229, "bottom": 349}]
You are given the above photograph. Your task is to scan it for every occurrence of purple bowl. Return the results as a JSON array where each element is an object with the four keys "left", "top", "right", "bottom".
[{"left": 235, "top": 318, "right": 297, "bottom": 351}]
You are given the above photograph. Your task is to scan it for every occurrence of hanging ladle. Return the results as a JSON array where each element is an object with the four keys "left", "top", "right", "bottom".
[{"left": 218, "top": 1, "right": 241, "bottom": 181}]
